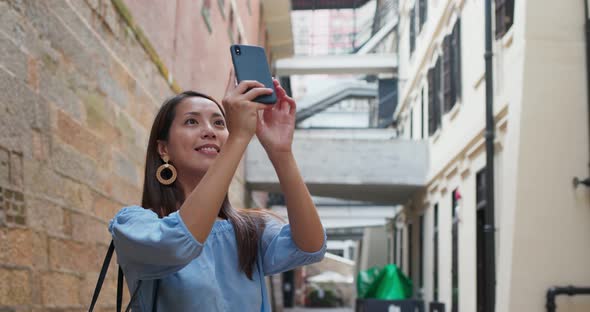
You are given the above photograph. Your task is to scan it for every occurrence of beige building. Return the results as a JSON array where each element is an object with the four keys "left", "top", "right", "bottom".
[{"left": 392, "top": 0, "right": 590, "bottom": 311}]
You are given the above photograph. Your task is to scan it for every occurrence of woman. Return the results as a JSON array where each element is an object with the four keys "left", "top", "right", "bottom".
[{"left": 109, "top": 74, "right": 326, "bottom": 311}]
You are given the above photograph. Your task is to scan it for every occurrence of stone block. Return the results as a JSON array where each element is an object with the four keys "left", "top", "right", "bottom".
[
  {"left": 22, "top": 159, "right": 64, "bottom": 204},
  {"left": 0, "top": 268, "right": 32, "bottom": 306},
  {"left": 9, "top": 152, "right": 23, "bottom": 188},
  {"left": 56, "top": 109, "right": 107, "bottom": 162},
  {"left": 70, "top": 212, "right": 109, "bottom": 245},
  {"left": 81, "top": 90, "right": 120, "bottom": 144},
  {"left": 0, "top": 227, "right": 33, "bottom": 268},
  {"left": 31, "top": 230, "right": 49, "bottom": 271},
  {"left": 26, "top": 197, "right": 65, "bottom": 237},
  {"left": 0, "top": 147, "right": 9, "bottom": 186},
  {"left": 31, "top": 130, "right": 49, "bottom": 161},
  {"left": 97, "top": 65, "right": 128, "bottom": 109},
  {"left": 104, "top": 176, "right": 141, "bottom": 206},
  {"left": 38, "top": 57, "right": 84, "bottom": 122},
  {"left": 0, "top": 31, "right": 28, "bottom": 81},
  {"left": 92, "top": 192, "right": 122, "bottom": 222},
  {"left": 40, "top": 271, "right": 81, "bottom": 307},
  {"left": 0, "top": 69, "right": 36, "bottom": 155},
  {"left": 112, "top": 150, "right": 138, "bottom": 185},
  {"left": 51, "top": 142, "right": 98, "bottom": 188},
  {"left": 56, "top": 178, "right": 94, "bottom": 213},
  {"left": 48, "top": 237, "right": 100, "bottom": 273},
  {"left": 132, "top": 88, "right": 159, "bottom": 130}
]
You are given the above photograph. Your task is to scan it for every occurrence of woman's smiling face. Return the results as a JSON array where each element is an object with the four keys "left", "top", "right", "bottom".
[{"left": 158, "top": 96, "right": 229, "bottom": 176}]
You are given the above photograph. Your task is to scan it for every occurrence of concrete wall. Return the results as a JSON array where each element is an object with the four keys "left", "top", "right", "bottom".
[
  {"left": 357, "top": 226, "right": 389, "bottom": 272},
  {"left": 0, "top": 0, "right": 258, "bottom": 310},
  {"left": 499, "top": 0, "right": 590, "bottom": 311},
  {"left": 395, "top": 0, "right": 590, "bottom": 311}
]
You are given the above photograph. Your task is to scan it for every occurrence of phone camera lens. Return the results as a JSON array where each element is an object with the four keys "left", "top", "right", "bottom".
[{"left": 235, "top": 47, "right": 241, "bottom": 55}]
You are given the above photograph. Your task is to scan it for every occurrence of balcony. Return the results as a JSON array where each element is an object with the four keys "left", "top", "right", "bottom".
[{"left": 246, "top": 129, "right": 428, "bottom": 204}]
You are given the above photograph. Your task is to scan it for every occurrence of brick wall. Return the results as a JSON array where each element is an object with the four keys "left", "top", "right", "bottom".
[{"left": 0, "top": 0, "right": 257, "bottom": 310}]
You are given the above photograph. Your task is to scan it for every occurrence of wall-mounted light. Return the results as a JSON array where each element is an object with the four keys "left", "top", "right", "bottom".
[{"left": 573, "top": 177, "right": 590, "bottom": 188}]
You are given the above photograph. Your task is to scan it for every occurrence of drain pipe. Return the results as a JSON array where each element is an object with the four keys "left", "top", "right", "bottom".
[
  {"left": 546, "top": 286, "right": 590, "bottom": 312},
  {"left": 483, "top": 1, "right": 497, "bottom": 312},
  {"left": 577, "top": 0, "right": 590, "bottom": 188}
]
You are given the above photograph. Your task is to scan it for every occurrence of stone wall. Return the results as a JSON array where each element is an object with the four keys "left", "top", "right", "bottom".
[{"left": 0, "top": 0, "right": 254, "bottom": 310}]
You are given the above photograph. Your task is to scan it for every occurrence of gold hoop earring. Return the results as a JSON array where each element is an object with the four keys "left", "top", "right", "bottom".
[{"left": 156, "top": 155, "right": 177, "bottom": 185}]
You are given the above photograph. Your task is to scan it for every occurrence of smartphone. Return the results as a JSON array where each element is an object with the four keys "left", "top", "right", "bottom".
[{"left": 230, "top": 44, "right": 277, "bottom": 105}]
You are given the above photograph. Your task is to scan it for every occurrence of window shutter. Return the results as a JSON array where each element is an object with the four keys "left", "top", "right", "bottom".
[
  {"left": 494, "top": 0, "right": 514, "bottom": 38},
  {"left": 495, "top": 0, "right": 504, "bottom": 38},
  {"left": 428, "top": 68, "right": 435, "bottom": 136},
  {"left": 434, "top": 58, "right": 442, "bottom": 132},
  {"left": 506, "top": 0, "right": 515, "bottom": 32},
  {"left": 452, "top": 19, "right": 462, "bottom": 104},
  {"left": 442, "top": 36, "right": 452, "bottom": 113}
]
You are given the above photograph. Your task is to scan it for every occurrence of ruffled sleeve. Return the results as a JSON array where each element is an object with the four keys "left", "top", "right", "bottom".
[
  {"left": 260, "top": 217, "right": 327, "bottom": 276},
  {"left": 108, "top": 206, "right": 204, "bottom": 279}
]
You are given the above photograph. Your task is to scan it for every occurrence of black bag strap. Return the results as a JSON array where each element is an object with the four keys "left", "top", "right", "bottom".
[
  {"left": 89, "top": 240, "right": 115, "bottom": 311},
  {"left": 117, "top": 266, "right": 124, "bottom": 311},
  {"left": 89, "top": 240, "right": 159, "bottom": 312}
]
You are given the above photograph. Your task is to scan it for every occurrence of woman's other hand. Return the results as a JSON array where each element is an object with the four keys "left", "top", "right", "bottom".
[{"left": 256, "top": 79, "right": 296, "bottom": 158}]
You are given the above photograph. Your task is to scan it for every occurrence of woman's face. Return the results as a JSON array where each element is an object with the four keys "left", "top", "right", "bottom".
[{"left": 158, "top": 96, "right": 229, "bottom": 177}]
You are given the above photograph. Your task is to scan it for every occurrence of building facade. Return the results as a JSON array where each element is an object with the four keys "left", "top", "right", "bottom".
[{"left": 392, "top": 0, "right": 590, "bottom": 311}]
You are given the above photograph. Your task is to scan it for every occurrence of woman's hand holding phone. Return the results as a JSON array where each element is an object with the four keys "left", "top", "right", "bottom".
[{"left": 222, "top": 70, "right": 273, "bottom": 142}]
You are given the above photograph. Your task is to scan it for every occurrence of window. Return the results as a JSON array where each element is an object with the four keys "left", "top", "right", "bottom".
[
  {"left": 408, "top": 223, "right": 413, "bottom": 282},
  {"left": 201, "top": 0, "right": 213, "bottom": 33},
  {"left": 452, "top": 190, "right": 459, "bottom": 312},
  {"left": 495, "top": 0, "right": 514, "bottom": 38},
  {"left": 400, "top": 227, "right": 404, "bottom": 272},
  {"left": 433, "top": 204, "right": 439, "bottom": 301},
  {"left": 419, "top": 0, "right": 428, "bottom": 31},
  {"left": 419, "top": 214, "right": 425, "bottom": 292},
  {"left": 442, "top": 35, "right": 452, "bottom": 112},
  {"left": 428, "top": 59, "right": 442, "bottom": 136},
  {"left": 477, "top": 169, "right": 487, "bottom": 209},
  {"left": 443, "top": 19, "right": 463, "bottom": 112},
  {"left": 421, "top": 89, "right": 425, "bottom": 139},
  {"left": 476, "top": 169, "right": 489, "bottom": 312},
  {"left": 410, "top": 108, "right": 414, "bottom": 139},
  {"left": 409, "top": 7, "right": 416, "bottom": 55},
  {"left": 451, "top": 20, "right": 462, "bottom": 106}
]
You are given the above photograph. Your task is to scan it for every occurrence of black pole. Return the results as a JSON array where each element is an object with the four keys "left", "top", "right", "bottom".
[
  {"left": 546, "top": 286, "right": 590, "bottom": 312},
  {"left": 484, "top": 1, "right": 497, "bottom": 312}
]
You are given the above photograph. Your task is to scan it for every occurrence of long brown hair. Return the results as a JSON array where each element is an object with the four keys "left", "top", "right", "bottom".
[{"left": 141, "top": 91, "right": 268, "bottom": 279}]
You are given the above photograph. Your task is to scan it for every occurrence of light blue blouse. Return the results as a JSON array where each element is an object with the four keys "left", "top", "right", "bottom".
[{"left": 109, "top": 206, "right": 327, "bottom": 311}]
